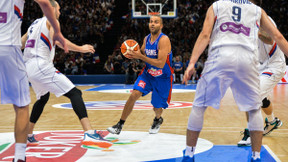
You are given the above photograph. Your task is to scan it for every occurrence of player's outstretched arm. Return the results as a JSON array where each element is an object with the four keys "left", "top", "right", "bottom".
[
  {"left": 48, "top": 21, "right": 95, "bottom": 53},
  {"left": 182, "top": 5, "right": 215, "bottom": 84},
  {"left": 34, "top": 0, "right": 68, "bottom": 53},
  {"left": 127, "top": 36, "right": 171, "bottom": 68},
  {"left": 21, "top": 32, "right": 28, "bottom": 50},
  {"left": 261, "top": 9, "right": 288, "bottom": 56}
]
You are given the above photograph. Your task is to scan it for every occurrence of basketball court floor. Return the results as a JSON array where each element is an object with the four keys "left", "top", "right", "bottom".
[{"left": 0, "top": 83, "right": 287, "bottom": 161}]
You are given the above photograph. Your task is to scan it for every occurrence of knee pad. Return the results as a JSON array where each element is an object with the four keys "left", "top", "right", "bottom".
[
  {"left": 248, "top": 108, "right": 263, "bottom": 131},
  {"left": 64, "top": 87, "right": 82, "bottom": 98},
  {"left": 261, "top": 98, "right": 270, "bottom": 108},
  {"left": 30, "top": 92, "right": 50, "bottom": 123},
  {"left": 187, "top": 106, "right": 207, "bottom": 131},
  {"left": 64, "top": 87, "right": 88, "bottom": 120}
]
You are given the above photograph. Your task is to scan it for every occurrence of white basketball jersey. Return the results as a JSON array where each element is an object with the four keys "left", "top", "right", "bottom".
[
  {"left": 23, "top": 17, "right": 55, "bottom": 65},
  {"left": 210, "top": 0, "right": 261, "bottom": 52},
  {"left": 258, "top": 17, "right": 286, "bottom": 73},
  {"left": 0, "top": 0, "right": 24, "bottom": 47}
]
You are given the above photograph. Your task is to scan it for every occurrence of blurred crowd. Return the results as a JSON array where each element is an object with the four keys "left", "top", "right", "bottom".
[{"left": 22, "top": 0, "right": 288, "bottom": 83}]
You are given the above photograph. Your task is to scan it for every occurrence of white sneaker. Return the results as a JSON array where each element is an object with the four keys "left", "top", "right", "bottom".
[
  {"left": 82, "top": 131, "right": 113, "bottom": 148},
  {"left": 238, "top": 128, "right": 251, "bottom": 147}
]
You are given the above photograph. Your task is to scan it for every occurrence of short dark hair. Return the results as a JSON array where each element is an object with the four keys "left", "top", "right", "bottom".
[{"left": 150, "top": 15, "right": 163, "bottom": 24}]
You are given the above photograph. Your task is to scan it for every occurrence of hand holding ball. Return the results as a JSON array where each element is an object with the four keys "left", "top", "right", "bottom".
[{"left": 120, "top": 39, "right": 140, "bottom": 58}]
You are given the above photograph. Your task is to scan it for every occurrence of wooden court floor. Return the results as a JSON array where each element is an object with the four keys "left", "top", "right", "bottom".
[{"left": 0, "top": 84, "right": 287, "bottom": 161}]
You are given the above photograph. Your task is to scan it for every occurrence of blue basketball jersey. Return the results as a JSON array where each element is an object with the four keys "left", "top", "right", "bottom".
[{"left": 143, "top": 33, "right": 173, "bottom": 78}]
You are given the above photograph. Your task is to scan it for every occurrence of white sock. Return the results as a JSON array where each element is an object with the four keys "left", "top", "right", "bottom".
[
  {"left": 267, "top": 113, "right": 275, "bottom": 122},
  {"left": 15, "top": 143, "right": 26, "bottom": 161},
  {"left": 252, "top": 151, "right": 260, "bottom": 160},
  {"left": 85, "top": 130, "right": 95, "bottom": 134},
  {"left": 28, "top": 134, "right": 33, "bottom": 138},
  {"left": 185, "top": 146, "right": 195, "bottom": 158}
]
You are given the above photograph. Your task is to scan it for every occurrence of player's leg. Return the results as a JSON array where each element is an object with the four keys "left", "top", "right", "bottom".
[
  {"left": 247, "top": 108, "right": 263, "bottom": 160},
  {"left": 107, "top": 73, "right": 151, "bottom": 135},
  {"left": 260, "top": 73, "right": 284, "bottom": 135},
  {"left": 107, "top": 90, "right": 142, "bottom": 134},
  {"left": 27, "top": 92, "right": 50, "bottom": 146},
  {"left": 183, "top": 106, "right": 207, "bottom": 161},
  {"left": 262, "top": 98, "right": 282, "bottom": 135},
  {"left": 149, "top": 76, "right": 172, "bottom": 134},
  {"left": 14, "top": 105, "right": 29, "bottom": 162},
  {"left": 64, "top": 87, "right": 92, "bottom": 131},
  {"left": 0, "top": 46, "right": 31, "bottom": 161},
  {"left": 63, "top": 87, "right": 112, "bottom": 148}
]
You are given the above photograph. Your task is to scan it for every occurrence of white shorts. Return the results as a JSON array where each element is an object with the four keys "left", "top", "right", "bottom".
[
  {"left": 193, "top": 46, "right": 261, "bottom": 111},
  {"left": 260, "top": 68, "right": 285, "bottom": 100},
  {"left": 25, "top": 59, "right": 75, "bottom": 99},
  {"left": 0, "top": 46, "right": 31, "bottom": 107}
]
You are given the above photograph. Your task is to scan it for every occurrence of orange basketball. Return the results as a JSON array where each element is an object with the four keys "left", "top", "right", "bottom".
[{"left": 120, "top": 39, "right": 139, "bottom": 57}]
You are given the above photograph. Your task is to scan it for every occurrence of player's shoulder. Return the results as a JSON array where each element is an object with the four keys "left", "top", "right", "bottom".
[{"left": 159, "top": 33, "right": 170, "bottom": 43}]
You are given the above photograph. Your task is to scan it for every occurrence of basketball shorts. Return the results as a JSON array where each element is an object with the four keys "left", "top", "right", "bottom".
[
  {"left": 25, "top": 59, "right": 75, "bottom": 99},
  {"left": 193, "top": 46, "right": 261, "bottom": 111},
  {"left": 260, "top": 68, "right": 285, "bottom": 100},
  {"left": 0, "top": 45, "right": 31, "bottom": 107},
  {"left": 133, "top": 71, "right": 173, "bottom": 109}
]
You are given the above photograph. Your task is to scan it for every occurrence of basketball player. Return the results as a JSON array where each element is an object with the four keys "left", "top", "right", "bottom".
[
  {"left": 107, "top": 15, "right": 173, "bottom": 135},
  {"left": 0, "top": 0, "right": 67, "bottom": 161},
  {"left": 238, "top": 17, "right": 286, "bottom": 147},
  {"left": 182, "top": 0, "right": 288, "bottom": 161},
  {"left": 21, "top": 0, "right": 112, "bottom": 148}
]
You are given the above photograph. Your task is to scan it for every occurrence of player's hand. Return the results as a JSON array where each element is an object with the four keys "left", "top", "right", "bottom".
[
  {"left": 53, "top": 32, "right": 68, "bottom": 53},
  {"left": 126, "top": 48, "right": 142, "bottom": 59},
  {"left": 81, "top": 44, "right": 95, "bottom": 53},
  {"left": 182, "top": 64, "right": 195, "bottom": 85}
]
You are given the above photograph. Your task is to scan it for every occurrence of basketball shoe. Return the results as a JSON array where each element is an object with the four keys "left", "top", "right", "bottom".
[
  {"left": 27, "top": 134, "right": 39, "bottom": 146},
  {"left": 182, "top": 150, "right": 195, "bottom": 162},
  {"left": 82, "top": 130, "right": 113, "bottom": 148},
  {"left": 107, "top": 122, "right": 123, "bottom": 135},
  {"left": 238, "top": 128, "right": 251, "bottom": 147},
  {"left": 149, "top": 117, "right": 163, "bottom": 134},
  {"left": 263, "top": 117, "right": 282, "bottom": 136}
]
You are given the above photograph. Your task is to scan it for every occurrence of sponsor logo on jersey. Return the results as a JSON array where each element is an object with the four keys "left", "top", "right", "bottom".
[
  {"left": 138, "top": 80, "right": 146, "bottom": 88},
  {"left": 0, "top": 13, "right": 7, "bottom": 23},
  {"left": 148, "top": 68, "right": 163, "bottom": 77},
  {"left": 25, "top": 39, "right": 35, "bottom": 48},
  {"left": 220, "top": 22, "right": 250, "bottom": 36}
]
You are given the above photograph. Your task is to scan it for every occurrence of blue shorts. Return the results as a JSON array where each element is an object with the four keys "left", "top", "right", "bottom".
[{"left": 133, "top": 72, "right": 173, "bottom": 109}]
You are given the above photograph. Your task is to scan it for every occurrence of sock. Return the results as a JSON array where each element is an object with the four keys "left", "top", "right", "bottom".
[
  {"left": 119, "top": 119, "right": 125, "bottom": 125},
  {"left": 252, "top": 151, "right": 261, "bottom": 160},
  {"left": 85, "top": 130, "right": 95, "bottom": 134},
  {"left": 267, "top": 113, "right": 275, "bottom": 122},
  {"left": 185, "top": 146, "right": 195, "bottom": 158},
  {"left": 15, "top": 143, "right": 26, "bottom": 161}
]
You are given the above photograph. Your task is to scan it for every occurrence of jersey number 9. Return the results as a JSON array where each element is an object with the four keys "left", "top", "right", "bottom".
[{"left": 232, "top": 6, "right": 241, "bottom": 22}]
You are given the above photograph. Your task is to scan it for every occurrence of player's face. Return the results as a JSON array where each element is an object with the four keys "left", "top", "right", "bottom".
[
  {"left": 149, "top": 16, "right": 163, "bottom": 35},
  {"left": 55, "top": 3, "right": 61, "bottom": 20}
]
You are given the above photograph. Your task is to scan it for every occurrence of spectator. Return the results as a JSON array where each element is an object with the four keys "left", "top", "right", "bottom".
[{"left": 173, "top": 56, "right": 184, "bottom": 83}]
